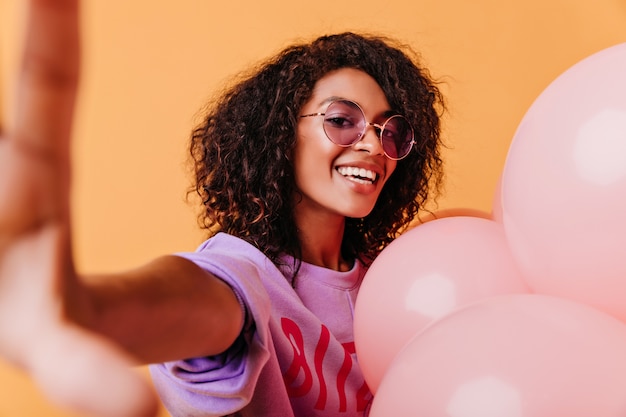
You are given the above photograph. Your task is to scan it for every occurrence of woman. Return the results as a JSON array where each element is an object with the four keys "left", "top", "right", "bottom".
[{"left": 0, "top": 1, "right": 443, "bottom": 416}]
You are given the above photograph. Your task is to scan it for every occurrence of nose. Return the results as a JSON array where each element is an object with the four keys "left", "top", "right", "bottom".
[{"left": 352, "top": 123, "right": 385, "bottom": 156}]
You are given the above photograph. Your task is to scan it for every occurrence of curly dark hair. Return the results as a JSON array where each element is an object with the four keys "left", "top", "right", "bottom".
[{"left": 189, "top": 32, "right": 445, "bottom": 273}]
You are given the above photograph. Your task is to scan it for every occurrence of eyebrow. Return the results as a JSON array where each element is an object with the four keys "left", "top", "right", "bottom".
[
  {"left": 315, "top": 96, "right": 398, "bottom": 118},
  {"left": 317, "top": 96, "right": 344, "bottom": 107}
]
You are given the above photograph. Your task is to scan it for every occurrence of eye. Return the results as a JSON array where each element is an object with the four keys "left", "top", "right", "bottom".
[
  {"left": 382, "top": 126, "right": 399, "bottom": 139},
  {"left": 324, "top": 114, "right": 357, "bottom": 129},
  {"left": 323, "top": 100, "right": 364, "bottom": 130},
  {"left": 383, "top": 116, "right": 410, "bottom": 141}
]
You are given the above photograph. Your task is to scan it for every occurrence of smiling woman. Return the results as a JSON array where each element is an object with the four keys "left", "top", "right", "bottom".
[
  {"left": 2, "top": 10, "right": 445, "bottom": 416},
  {"left": 293, "top": 68, "right": 401, "bottom": 234}
]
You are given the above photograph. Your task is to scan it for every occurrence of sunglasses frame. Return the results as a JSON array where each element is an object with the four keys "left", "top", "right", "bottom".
[{"left": 300, "top": 99, "right": 416, "bottom": 160}]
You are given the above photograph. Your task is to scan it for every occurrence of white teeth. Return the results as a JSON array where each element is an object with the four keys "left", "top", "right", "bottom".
[{"left": 337, "top": 166, "right": 378, "bottom": 183}]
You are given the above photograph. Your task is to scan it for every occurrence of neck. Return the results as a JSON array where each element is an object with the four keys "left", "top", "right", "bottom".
[{"left": 295, "top": 212, "right": 350, "bottom": 272}]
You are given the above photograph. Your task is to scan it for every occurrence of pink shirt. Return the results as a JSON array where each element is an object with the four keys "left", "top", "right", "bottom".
[{"left": 150, "top": 233, "right": 372, "bottom": 416}]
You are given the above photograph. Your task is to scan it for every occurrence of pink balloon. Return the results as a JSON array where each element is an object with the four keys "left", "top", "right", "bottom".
[
  {"left": 354, "top": 216, "right": 528, "bottom": 393},
  {"left": 499, "top": 43, "right": 626, "bottom": 321},
  {"left": 370, "top": 294, "right": 626, "bottom": 417},
  {"left": 418, "top": 208, "right": 493, "bottom": 223},
  {"left": 491, "top": 174, "right": 503, "bottom": 223}
]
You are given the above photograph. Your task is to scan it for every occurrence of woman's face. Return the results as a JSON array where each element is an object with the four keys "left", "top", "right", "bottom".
[{"left": 293, "top": 68, "right": 397, "bottom": 222}]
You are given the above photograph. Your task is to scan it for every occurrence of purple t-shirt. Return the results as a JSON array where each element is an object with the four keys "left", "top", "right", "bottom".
[{"left": 149, "top": 233, "right": 372, "bottom": 416}]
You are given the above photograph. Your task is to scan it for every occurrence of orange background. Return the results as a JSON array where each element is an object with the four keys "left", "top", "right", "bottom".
[{"left": 1, "top": 0, "right": 626, "bottom": 415}]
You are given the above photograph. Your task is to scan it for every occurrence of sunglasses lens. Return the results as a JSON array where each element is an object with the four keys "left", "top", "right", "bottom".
[
  {"left": 322, "top": 100, "right": 366, "bottom": 146},
  {"left": 381, "top": 115, "right": 414, "bottom": 159}
]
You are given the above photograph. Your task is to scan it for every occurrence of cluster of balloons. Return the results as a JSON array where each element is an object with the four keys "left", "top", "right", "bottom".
[{"left": 354, "top": 42, "right": 626, "bottom": 416}]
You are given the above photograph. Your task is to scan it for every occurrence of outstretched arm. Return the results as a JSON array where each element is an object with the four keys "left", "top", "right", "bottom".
[
  {"left": 0, "top": 1, "right": 242, "bottom": 416},
  {"left": 82, "top": 255, "right": 243, "bottom": 365}
]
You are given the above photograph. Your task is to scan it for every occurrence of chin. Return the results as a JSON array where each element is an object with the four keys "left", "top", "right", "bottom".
[{"left": 345, "top": 206, "right": 376, "bottom": 219}]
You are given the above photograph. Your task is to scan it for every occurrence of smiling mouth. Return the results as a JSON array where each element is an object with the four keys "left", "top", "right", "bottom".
[{"left": 337, "top": 166, "right": 378, "bottom": 184}]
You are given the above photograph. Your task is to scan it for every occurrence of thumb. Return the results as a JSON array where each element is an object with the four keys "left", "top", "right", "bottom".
[{"left": 30, "top": 324, "right": 159, "bottom": 417}]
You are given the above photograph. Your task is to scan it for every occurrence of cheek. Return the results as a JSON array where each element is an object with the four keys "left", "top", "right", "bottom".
[
  {"left": 382, "top": 160, "right": 398, "bottom": 185},
  {"left": 294, "top": 128, "right": 340, "bottom": 166},
  {"left": 293, "top": 132, "right": 322, "bottom": 188},
  {"left": 293, "top": 131, "right": 311, "bottom": 171}
]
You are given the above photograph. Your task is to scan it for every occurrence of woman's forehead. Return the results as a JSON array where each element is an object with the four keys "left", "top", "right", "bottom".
[{"left": 306, "top": 68, "right": 391, "bottom": 113}]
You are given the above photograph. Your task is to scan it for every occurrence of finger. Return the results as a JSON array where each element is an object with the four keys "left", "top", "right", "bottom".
[
  {"left": 0, "top": 0, "right": 80, "bottom": 228},
  {"left": 31, "top": 324, "right": 159, "bottom": 417},
  {"left": 1, "top": 48, "right": 3, "bottom": 136},
  {"left": 11, "top": 0, "right": 79, "bottom": 165},
  {"left": 0, "top": 1, "right": 8, "bottom": 137}
]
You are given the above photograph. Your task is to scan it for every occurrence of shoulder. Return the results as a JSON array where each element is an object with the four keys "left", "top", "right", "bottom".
[
  {"left": 180, "top": 233, "right": 274, "bottom": 273},
  {"left": 175, "top": 233, "right": 292, "bottom": 317}
]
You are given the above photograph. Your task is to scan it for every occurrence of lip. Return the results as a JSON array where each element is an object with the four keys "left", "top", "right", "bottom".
[{"left": 335, "top": 159, "right": 386, "bottom": 182}]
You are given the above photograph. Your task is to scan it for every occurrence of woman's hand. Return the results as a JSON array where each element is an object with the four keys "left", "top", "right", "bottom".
[{"left": 0, "top": 1, "right": 157, "bottom": 416}]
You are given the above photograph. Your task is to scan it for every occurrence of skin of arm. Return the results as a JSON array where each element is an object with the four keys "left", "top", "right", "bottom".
[
  {"left": 78, "top": 255, "right": 244, "bottom": 364},
  {"left": 0, "top": 1, "right": 242, "bottom": 414}
]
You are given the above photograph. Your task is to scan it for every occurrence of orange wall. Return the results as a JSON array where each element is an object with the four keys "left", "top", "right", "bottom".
[{"left": 1, "top": 0, "right": 626, "bottom": 415}]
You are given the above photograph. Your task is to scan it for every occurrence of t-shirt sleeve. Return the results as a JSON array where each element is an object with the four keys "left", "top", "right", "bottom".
[{"left": 149, "top": 235, "right": 275, "bottom": 417}]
